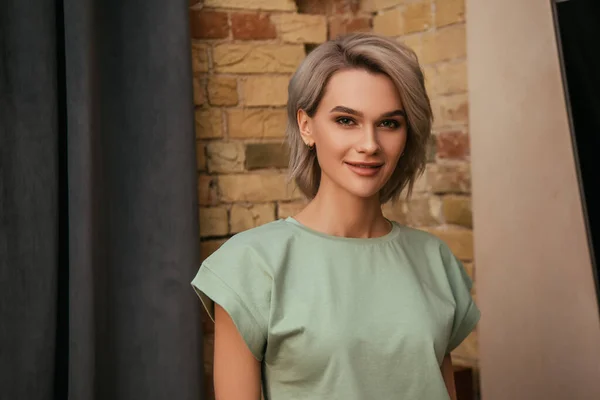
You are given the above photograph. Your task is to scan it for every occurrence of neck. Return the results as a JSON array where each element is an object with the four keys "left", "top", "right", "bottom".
[{"left": 294, "top": 176, "right": 390, "bottom": 239}]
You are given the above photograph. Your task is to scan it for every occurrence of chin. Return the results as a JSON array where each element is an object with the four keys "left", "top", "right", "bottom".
[
  {"left": 322, "top": 170, "right": 389, "bottom": 200},
  {"left": 341, "top": 184, "right": 383, "bottom": 200}
]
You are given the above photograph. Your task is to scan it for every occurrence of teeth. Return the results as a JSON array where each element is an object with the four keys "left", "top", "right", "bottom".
[{"left": 347, "top": 162, "right": 381, "bottom": 169}]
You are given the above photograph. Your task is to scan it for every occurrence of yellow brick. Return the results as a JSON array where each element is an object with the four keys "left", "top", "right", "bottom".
[
  {"left": 423, "top": 65, "right": 436, "bottom": 98},
  {"left": 245, "top": 142, "right": 289, "bottom": 170},
  {"left": 196, "top": 141, "right": 207, "bottom": 171},
  {"left": 213, "top": 44, "right": 305, "bottom": 74},
  {"left": 438, "top": 93, "right": 468, "bottom": 126},
  {"left": 361, "top": 0, "right": 407, "bottom": 11},
  {"left": 208, "top": 76, "right": 238, "bottom": 106},
  {"left": 383, "top": 196, "right": 441, "bottom": 227},
  {"left": 271, "top": 14, "right": 327, "bottom": 44},
  {"left": 413, "top": 168, "right": 429, "bottom": 192},
  {"left": 192, "top": 76, "right": 205, "bottom": 106},
  {"left": 195, "top": 108, "right": 223, "bottom": 139},
  {"left": 431, "top": 96, "right": 462, "bottom": 129},
  {"left": 382, "top": 201, "right": 408, "bottom": 224},
  {"left": 191, "top": 41, "right": 209, "bottom": 73},
  {"left": 359, "top": 0, "right": 376, "bottom": 11},
  {"left": 404, "top": 1, "right": 432, "bottom": 34},
  {"left": 430, "top": 97, "right": 443, "bottom": 129},
  {"left": 397, "top": 168, "right": 428, "bottom": 197},
  {"left": 277, "top": 201, "right": 307, "bottom": 218},
  {"left": 206, "top": 142, "right": 245, "bottom": 173},
  {"left": 398, "top": 34, "right": 423, "bottom": 61},
  {"left": 435, "top": 0, "right": 465, "bottom": 27},
  {"left": 452, "top": 326, "right": 478, "bottom": 367},
  {"left": 409, "top": 195, "right": 442, "bottom": 227},
  {"left": 203, "top": 0, "right": 296, "bottom": 11},
  {"left": 462, "top": 261, "right": 474, "bottom": 281},
  {"left": 242, "top": 76, "right": 289, "bottom": 107},
  {"left": 426, "top": 162, "right": 470, "bottom": 193},
  {"left": 442, "top": 194, "right": 472, "bottom": 228},
  {"left": 373, "top": 8, "right": 404, "bottom": 36},
  {"left": 421, "top": 24, "right": 466, "bottom": 64},
  {"left": 200, "top": 239, "right": 227, "bottom": 262},
  {"left": 435, "top": 60, "right": 467, "bottom": 95},
  {"left": 420, "top": 226, "right": 473, "bottom": 260},
  {"left": 198, "top": 175, "right": 219, "bottom": 206},
  {"left": 199, "top": 207, "right": 229, "bottom": 237},
  {"left": 230, "top": 203, "right": 276, "bottom": 233},
  {"left": 227, "top": 109, "right": 287, "bottom": 139},
  {"left": 219, "top": 173, "right": 300, "bottom": 202}
]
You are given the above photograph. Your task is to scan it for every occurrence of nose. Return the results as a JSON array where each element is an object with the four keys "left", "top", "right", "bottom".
[{"left": 356, "top": 125, "right": 380, "bottom": 154}]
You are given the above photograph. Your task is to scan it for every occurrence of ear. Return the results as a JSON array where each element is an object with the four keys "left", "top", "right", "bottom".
[{"left": 297, "top": 109, "right": 314, "bottom": 147}]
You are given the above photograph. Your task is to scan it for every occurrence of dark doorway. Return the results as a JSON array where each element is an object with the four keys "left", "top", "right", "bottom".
[{"left": 554, "top": 0, "right": 600, "bottom": 312}]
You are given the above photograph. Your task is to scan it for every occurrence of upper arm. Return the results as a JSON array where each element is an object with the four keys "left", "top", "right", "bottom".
[
  {"left": 190, "top": 243, "right": 272, "bottom": 399},
  {"left": 214, "top": 304, "right": 262, "bottom": 400},
  {"left": 440, "top": 244, "right": 480, "bottom": 353},
  {"left": 441, "top": 354, "right": 457, "bottom": 400},
  {"left": 191, "top": 254, "right": 272, "bottom": 361}
]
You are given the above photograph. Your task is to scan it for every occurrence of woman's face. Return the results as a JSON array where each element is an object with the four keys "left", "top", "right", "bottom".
[{"left": 298, "top": 68, "right": 407, "bottom": 201}]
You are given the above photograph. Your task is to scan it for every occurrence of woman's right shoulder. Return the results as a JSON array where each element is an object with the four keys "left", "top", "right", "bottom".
[{"left": 202, "top": 219, "right": 297, "bottom": 270}]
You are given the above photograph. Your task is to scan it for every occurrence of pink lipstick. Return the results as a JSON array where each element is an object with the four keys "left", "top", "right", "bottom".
[{"left": 344, "top": 161, "right": 384, "bottom": 177}]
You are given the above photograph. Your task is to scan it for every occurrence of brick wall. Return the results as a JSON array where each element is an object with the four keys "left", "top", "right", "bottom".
[
  {"left": 189, "top": 0, "right": 474, "bottom": 397},
  {"left": 368, "top": 0, "right": 477, "bottom": 370}
]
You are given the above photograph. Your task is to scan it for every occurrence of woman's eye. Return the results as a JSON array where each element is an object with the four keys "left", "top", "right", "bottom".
[
  {"left": 336, "top": 117, "right": 355, "bottom": 126},
  {"left": 380, "top": 120, "right": 400, "bottom": 129}
]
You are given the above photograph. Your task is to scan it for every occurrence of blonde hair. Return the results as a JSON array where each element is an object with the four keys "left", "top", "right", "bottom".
[{"left": 286, "top": 33, "right": 432, "bottom": 203}]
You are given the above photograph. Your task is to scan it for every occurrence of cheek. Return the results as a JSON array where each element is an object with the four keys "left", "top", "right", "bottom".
[
  {"left": 313, "top": 123, "right": 348, "bottom": 158},
  {"left": 383, "top": 132, "right": 408, "bottom": 159},
  {"left": 316, "top": 142, "right": 346, "bottom": 169}
]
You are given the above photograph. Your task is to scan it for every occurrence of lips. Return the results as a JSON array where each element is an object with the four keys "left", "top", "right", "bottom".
[
  {"left": 344, "top": 161, "right": 384, "bottom": 168},
  {"left": 344, "top": 161, "right": 384, "bottom": 177}
]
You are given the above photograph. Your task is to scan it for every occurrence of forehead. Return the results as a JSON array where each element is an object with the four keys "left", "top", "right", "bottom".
[{"left": 318, "top": 68, "right": 403, "bottom": 113}]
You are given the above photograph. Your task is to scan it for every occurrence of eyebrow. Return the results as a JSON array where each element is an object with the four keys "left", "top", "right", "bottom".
[{"left": 329, "top": 106, "right": 406, "bottom": 119}]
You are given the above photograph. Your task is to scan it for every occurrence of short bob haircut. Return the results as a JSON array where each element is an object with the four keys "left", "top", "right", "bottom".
[{"left": 286, "top": 33, "right": 433, "bottom": 204}]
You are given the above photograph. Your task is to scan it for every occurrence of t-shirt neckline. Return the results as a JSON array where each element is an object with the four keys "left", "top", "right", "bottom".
[{"left": 284, "top": 217, "right": 400, "bottom": 244}]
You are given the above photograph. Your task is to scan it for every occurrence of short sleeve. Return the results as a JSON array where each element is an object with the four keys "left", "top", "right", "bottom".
[
  {"left": 441, "top": 244, "right": 481, "bottom": 353},
  {"left": 191, "top": 245, "right": 272, "bottom": 361}
]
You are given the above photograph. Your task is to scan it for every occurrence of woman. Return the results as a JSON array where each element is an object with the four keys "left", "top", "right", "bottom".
[{"left": 192, "top": 33, "right": 480, "bottom": 400}]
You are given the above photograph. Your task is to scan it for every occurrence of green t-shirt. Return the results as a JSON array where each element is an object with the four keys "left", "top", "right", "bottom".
[{"left": 192, "top": 217, "right": 480, "bottom": 400}]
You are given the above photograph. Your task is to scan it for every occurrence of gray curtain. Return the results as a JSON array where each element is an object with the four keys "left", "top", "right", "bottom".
[{"left": 0, "top": 0, "right": 204, "bottom": 399}]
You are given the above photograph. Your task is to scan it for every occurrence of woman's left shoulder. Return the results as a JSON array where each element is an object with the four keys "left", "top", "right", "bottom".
[{"left": 391, "top": 223, "right": 450, "bottom": 252}]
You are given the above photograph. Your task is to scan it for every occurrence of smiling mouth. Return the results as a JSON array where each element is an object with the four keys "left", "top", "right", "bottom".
[{"left": 344, "top": 161, "right": 384, "bottom": 169}]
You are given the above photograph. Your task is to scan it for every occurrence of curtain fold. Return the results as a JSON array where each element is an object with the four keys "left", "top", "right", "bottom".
[
  {"left": 1, "top": 0, "right": 204, "bottom": 398},
  {"left": 0, "top": 0, "right": 61, "bottom": 398}
]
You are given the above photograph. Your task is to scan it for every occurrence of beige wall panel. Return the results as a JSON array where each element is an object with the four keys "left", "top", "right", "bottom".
[{"left": 467, "top": 0, "right": 600, "bottom": 399}]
